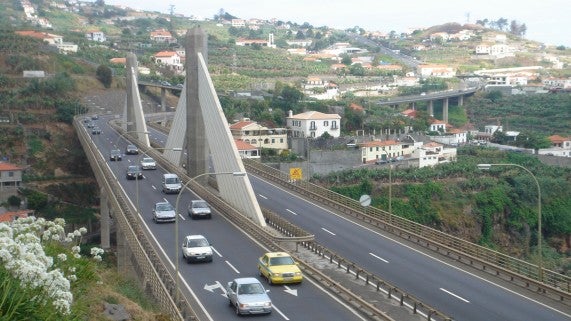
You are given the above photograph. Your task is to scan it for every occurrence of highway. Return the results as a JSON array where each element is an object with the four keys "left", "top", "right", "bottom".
[
  {"left": 82, "top": 111, "right": 570, "bottom": 321},
  {"left": 82, "top": 115, "right": 369, "bottom": 321},
  {"left": 248, "top": 176, "right": 570, "bottom": 321}
]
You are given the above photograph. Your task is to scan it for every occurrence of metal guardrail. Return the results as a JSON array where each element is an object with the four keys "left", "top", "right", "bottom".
[{"left": 243, "top": 158, "right": 571, "bottom": 305}]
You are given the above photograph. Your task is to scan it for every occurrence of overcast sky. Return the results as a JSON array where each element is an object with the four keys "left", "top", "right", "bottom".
[{"left": 105, "top": 0, "right": 569, "bottom": 46}]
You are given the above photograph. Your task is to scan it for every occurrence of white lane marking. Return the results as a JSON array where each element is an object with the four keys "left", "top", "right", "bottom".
[
  {"left": 178, "top": 213, "right": 186, "bottom": 221},
  {"left": 369, "top": 252, "right": 389, "bottom": 263},
  {"left": 211, "top": 246, "right": 222, "bottom": 257},
  {"left": 272, "top": 304, "right": 290, "bottom": 320},
  {"left": 440, "top": 288, "right": 470, "bottom": 303},
  {"left": 321, "top": 228, "right": 336, "bottom": 235},
  {"left": 225, "top": 261, "right": 240, "bottom": 274},
  {"left": 286, "top": 209, "right": 298, "bottom": 216},
  {"left": 151, "top": 185, "right": 157, "bottom": 190},
  {"left": 283, "top": 285, "right": 298, "bottom": 296},
  {"left": 258, "top": 194, "right": 268, "bottom": 199}
]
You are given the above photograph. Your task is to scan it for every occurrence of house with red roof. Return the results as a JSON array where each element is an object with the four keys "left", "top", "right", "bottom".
[
  {"left": 153, "top": 51, "right": 183, "bottom": 71},
  {"left": 358, "top": 140, "right": 403, "bottom": 164},
  {"left": 537, "top": 135, "right": 571, "bottom": 157},
  {"left": 0, "top": 162, "right": 24, "bottom": 203},
  {"left": 230, "top": 119, "right": 288, "bottom": 152},
  {"left": 150, "top": 29, "right": 176, "bottom": 43},
  {"left": 234, "top": 140, "right": 260, "bottom": 159}
]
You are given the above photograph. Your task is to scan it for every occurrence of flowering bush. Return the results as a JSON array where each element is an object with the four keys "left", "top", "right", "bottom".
[{"left": 0, "top": 216, "right": 104, "bottom": 319}]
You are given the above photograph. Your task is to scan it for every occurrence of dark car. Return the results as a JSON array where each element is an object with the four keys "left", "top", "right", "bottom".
[
  {"left": 91, "top": 127, "right": 101, "bottom": 135},
  {"left": 125, "top": 144, "right": 139, "bottom": 155},
  {"left": 86, "top": 122, "right": 95, "bottom": 128},
  {"left": 109, "top": 149, "right": 122, "bottom": 161},
  {"left": 126, "top": 165, "right": 143, "bottom": 180}
]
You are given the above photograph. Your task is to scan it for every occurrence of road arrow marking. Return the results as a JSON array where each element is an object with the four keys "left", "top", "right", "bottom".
[
  {"left": 283, "top": 285, "right": 298, "bottom": 296},
  {"left": 204, "top": 281, "right": 223, "bottom": 293}
]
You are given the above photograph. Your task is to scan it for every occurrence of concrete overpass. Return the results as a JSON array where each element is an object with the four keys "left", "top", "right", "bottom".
[{"left": 377, "top": 87, "right": 478, "bottom": 123}]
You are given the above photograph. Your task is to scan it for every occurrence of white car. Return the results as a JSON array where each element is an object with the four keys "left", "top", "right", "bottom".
[
  {"left": 140, "top": 157, "right": 157, "bottom": 170},
  {"left": 181, "top": 235, "right": 213, "bottom": 263},
  {"left": 152, "top": 201, "right": 176, "bottom": 223},
  {"left": 226, "top": 277, "right": 272, "bottom": 315}
]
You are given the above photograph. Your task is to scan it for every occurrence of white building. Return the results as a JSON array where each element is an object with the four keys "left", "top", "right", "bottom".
[
  {"left": 153, "top": 51, "right": 183, "bottom": 71},
  {"left": 286, "top": 110, "right": 341, "bottom": 138},
  {"left": 412, "top": 142, "right": 457, "bottom": 168},
  {"left": 230, "top": 119, "right": 288, "bottom": 152},
  {"left": 86, "top": 31, "right": 106, "bottom": 42}
]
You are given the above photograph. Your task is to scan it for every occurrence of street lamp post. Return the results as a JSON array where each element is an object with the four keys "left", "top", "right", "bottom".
[
  {"left": 173, "top": 171, "right": 246, "bottom": 304},
  {"left": 380, "top": 149, "right": 392, "bottom": 223},
  {"left": 477, "top": 163, "right": 543, "bottom": 282}
]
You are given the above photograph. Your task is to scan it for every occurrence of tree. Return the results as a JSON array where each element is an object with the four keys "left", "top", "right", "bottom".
[
  {"left": 495, "top": 18, "right": 508, "bottom": 31},
  {"left": 96, "top": 65, "right": 113, "bottom": 88}
]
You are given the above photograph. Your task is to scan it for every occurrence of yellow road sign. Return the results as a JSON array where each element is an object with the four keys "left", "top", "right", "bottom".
[{"left": 290, "top": 167, "right": 302, "bottom": 180}]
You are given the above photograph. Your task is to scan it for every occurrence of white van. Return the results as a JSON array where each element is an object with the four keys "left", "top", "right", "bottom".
[{"left": 162, "top": 173, "right": 182, "bottom": 194}]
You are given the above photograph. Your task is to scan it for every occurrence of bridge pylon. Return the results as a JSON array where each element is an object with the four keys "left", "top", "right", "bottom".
[
  {"left": 123, "top": 53, "right": 150, "bottom": 147},
  {"left": 163, "top": 27, "right": 266, "bottom": 226}
]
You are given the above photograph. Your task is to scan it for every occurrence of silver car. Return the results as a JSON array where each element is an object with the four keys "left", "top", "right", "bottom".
[
  {"left": 152, "top": 201, "right": 176, "bottom": 223},
  {"left": 188, "top": 200, "right": 212, "bottom": 219},
  {"left": 226, "top": 277, "right": 272, "bottom": 315},
  {"left": 181, "top": 235, "right": 213, "bottom": 263},
  {"left": 140, "top": 157, "right": 157, "bottom": 170}
]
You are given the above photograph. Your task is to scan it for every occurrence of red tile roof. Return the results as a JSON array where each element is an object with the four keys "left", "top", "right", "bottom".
[
  {"left": 0, "top": 162, "right": 22, "bottom": 171},
  {"left": 359, "top": 140, "right": 399, "bottom": 147},
  {"left": 234, "top": 140, "right": 258, "bottom": 150},
  {"left": 0, "top": 210, "right": 32, "bottom": 223},
  {"left": 549, "top": 135, "right": 570, "bottom": 144},
  {"left": 230, "top": 120, "right": 255, "bottom": 129}
]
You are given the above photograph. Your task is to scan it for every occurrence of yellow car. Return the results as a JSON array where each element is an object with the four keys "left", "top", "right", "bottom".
[{"left": 257, "top": 252, "right": 303, "bottom": 285}]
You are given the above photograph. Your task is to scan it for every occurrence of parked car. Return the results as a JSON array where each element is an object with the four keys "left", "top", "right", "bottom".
[
  {"left": 86, "top": 122, "right": 95, "bottom": 128},
  {"left": 162, "top": 173, "right": 181, "bottom": 194},
  {"left": 188, "top": 200, "right": 212, "bottom": 219},
  {"left": 91, "top": 127, "right": 101, "bottom": 135},
  {"left": 226, "top": 277, "right": 272, "bottom": 315},
  {"left": 152, "top": 201, "right": 176, "bottom": 223},
  {"left": 125, "top": 144, "right": 139, "bottom": 155},
  {"left": 257, "top": 252, "right": 302, "bottom": 284},
  {"left": 375, "top": 159, "right": 388, "bottom": 165},
  {"left": 126, "top": 165, "right": 143, "bottom": 180},
  {"left": 181, "top": 235, "right": 213, "bottom": 263},
  {"left": 109, "top": 149, "right": 122, "bottom": 161},
  {"left": 91, "top": 114, "right": 99, "bottom": 120},
  {"left": 140, "top": 157, "right": 157, "bottom": 170}
]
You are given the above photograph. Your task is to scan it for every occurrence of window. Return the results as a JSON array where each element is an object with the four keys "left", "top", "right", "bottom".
[
  {"left": 310, "top": 121, "right": 316, "bottom": 130},
  {"left": 280, "top": 138, "right": 283, "bottom": 143},
  {"left": 324, "top": 121, "right": 329, "bottom": 126},
  {"left": 264, "top": 138, "right": 270, "bottom": 144},
  {"left": 331, "top": 121, "right": 337, "bottom": 129},
  {"left": 271, "top": 139, "right": 275, "bottom": 143},
  {"left": 8, "top": 171, "right": 14, "bottom": 177}
]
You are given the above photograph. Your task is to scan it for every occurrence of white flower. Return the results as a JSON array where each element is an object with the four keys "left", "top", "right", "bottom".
[
  {"left": 79, "top": 227, "right": 87, "bottom": 235},
  {"left": 57, "top": 253, "right": 67, "bottom": 262}
]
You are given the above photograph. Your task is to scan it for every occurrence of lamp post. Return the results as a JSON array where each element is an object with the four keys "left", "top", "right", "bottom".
[
  {"left": 173, "top": 171, "right": 247, "bottom": 303},
  {"left": 380, "top": 149, "right": 392, "bottom": 222},
  {"left": 477, "top": 163, "right": 543, "bottom": 282}
]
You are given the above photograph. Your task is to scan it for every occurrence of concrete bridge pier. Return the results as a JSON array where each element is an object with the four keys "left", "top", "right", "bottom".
[
  {"left": 116, "top": 223, "right": 136, "bottom": 278},
  {"left": 428, "top": 100, "right": 434, "bottom": 117},
  {"left": 458, "top": 95, "right": 464, "bottom": 106},
  {"left": 161, "top": 88, "right": 167, "bottom": 112},
  {"left": 100, "top": 188, "right": 111, "bottom": 250},
  {"left": 443, "top": 98, "right": 449, "bottom": 123}
]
